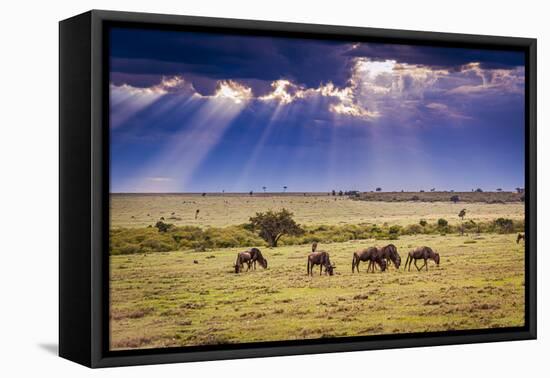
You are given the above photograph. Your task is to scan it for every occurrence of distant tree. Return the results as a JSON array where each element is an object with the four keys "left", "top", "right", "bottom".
[
  {"left": 283, "top": 186, "right": 288, "bottom": 192},
  {"left": 516, "top": 187, "right": 525, "bottom": 194},
  {"left": 496, "top": 188, "right": 503, "bottom": 192},
  {"left": 430, "top": 188, "right": 436, "bottom": 192},
  {"left": 419, "top": 219, "right": 428, "bottom": 227},
  {"left": 420, "top": 189, "right": 425, "bottom": 193},
  {"left": 202, "top": 192, "right": 206, "bottom": 197},
  {"left": 155, "top": 220, "right": 173, "bottom": 233},
  {"left": 375, "top": 187, "right": 382, "bottom": 192},
  {"left": 475, "top": 188, "right": 483, "bottom": 193},
  {"left": 458, "top": 209, "right": 467, "bottom": 220},
  {"left": 249, "top": 209, "right": 304, "bottom": 247},
  {"left": 249, "top": 190, "right": 253, "bottom": 196},
  {"left": 262, "top": 186, "right": 267, "bottom": 193},
  {"left": 338, "top": 190, "right": 343, "bottom": 196},
  {"left": 332, "top": 190, "right": 336, "bottom": 196},
  {"left": 450, "top": 195, "right": 460, "bottom": 204}
]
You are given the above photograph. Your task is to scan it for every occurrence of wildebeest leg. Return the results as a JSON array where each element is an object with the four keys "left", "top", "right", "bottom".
[
  {"left": 320, "top": 265, "right": 323, "bottom": 276},
  {"left": 414, "top": 259, "right": 421, "bottom": 271},
  {"left": 356, "top": 260, "right": 360, "bottom": 273},
  {"left": 424, "top": 258, "right": 428, "bottom": 271},
  {"left": 307, "top": 260, "right": 310, "bottom": 276}
]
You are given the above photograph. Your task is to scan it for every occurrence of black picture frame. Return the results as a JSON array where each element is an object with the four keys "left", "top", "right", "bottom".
[{"left": 59, "top": 9, "right": 537, "bottom": 368}]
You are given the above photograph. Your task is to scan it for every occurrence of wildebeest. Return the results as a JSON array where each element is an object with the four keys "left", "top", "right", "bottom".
[
  {"left": 307, "top": 251, "right": 335, "bottom": 276},
  {"left": 351, "top": 247, "right": 387, "bottom": 273},
  {"left": 404, "top": 246, "right": 440, "bottom": 271},
  {"left": 248, "top": 247, "right": 268, "bottom": 270},
  {"left": 377, "top": 244, "right": 401, "bottom": 269},
  {"left": 517, "top": 233, "right": 525, "bottom": 244},
  {"left": 234, "top": 248, "right": 268, "bottom": 273}
]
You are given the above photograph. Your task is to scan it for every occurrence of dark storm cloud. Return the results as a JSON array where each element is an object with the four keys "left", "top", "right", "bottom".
[
  {"left": 110, "top": 28, "right": 353, "bottom": 92},
  {"left": 344, "top": 43, "right": 524, "bottom": 69}
]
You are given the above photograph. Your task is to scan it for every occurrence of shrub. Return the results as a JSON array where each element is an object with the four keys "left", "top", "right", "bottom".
[
  {"left": 155, "top": 220, "right": 173, "bottom": 233},
  {"left": 389, "top": 225, "right": 401, "bottom": 235},
  {"left": 419, "top": 219, "right": 428, "bottom": 227},
  {"left": 437, "top": 218, "right": 448, "bottom": 228},
  {"left": 494, "top": 218, "right": 514, "bottom": 233},
  {"left": 405, "top": 224, "right": 423, "bottom": 235}
]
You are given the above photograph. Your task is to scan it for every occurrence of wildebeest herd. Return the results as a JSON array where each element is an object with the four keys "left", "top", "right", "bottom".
[{"left": 235, "top": 241, "right": 441, "bottom": 275}]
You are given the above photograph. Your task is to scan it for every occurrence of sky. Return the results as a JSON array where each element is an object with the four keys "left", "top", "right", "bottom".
[{"left": 109, "top": 27, "right": 525, "bottom": 193}]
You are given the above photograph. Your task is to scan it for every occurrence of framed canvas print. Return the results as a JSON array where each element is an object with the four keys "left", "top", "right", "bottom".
[{"left": 59, "top": 10, "right": 536, "bottom": 368}]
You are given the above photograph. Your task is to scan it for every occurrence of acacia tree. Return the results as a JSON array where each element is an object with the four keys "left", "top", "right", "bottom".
[{"left": 249, "top": 209, "right": 304, "bottom": 247}]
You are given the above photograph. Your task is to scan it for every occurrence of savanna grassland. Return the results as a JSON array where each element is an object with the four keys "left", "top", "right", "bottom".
[
  {"left": 110, "top": 193, "right": 524, "bottom": 228},
  {"left": 109, "top": 193, "right": 525, "bottom": 350}
]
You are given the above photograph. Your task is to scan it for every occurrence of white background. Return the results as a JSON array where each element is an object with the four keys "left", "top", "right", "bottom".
[{"left": 0, "top": 0, "right": 546, "bottom": 376}]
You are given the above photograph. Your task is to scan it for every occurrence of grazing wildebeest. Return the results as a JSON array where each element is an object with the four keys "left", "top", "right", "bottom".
[
  {"left": 517, "top": 233, "right": 525, "bottom": 244},
  {"left": 248, "top": 247, "right": 268, "bottom": 270},
  {"left": 307, "top": 251, "right": 335, "bottom": 276},
  {"left": 351, "top": 247, "right": 387, "bottom": 273},
  {"left": 234, "top": 248, "right": 268, "bottom": 273},
  {"left": 404, "top": 246, "right": 440, "bottom": 271},
  {"left": 377, "top": 244, "right": 401, "bottom": 269}
]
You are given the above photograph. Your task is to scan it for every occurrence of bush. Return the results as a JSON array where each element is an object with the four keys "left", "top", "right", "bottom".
[
  {"left": 389, "top": 225, "right": 401, "bottom": 235},
  {"left": 109, "top": 217, "right": 525, "bottom": 255},
  {"left": 404, "top": 224, "right": 423, "bottom": 235},
  {"left": 155, "top": 220, "right": 173, "bottom": 233},
  {"left": 419, "top": 219, "right": 428, "bottom": 227},
  {"left": 494, "top": 218, "right": 514, "bottom": 233}
]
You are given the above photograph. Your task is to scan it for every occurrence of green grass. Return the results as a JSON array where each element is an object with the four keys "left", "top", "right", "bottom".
[{"left": 110, "top": 233, "right": 525, "bottom": 350}]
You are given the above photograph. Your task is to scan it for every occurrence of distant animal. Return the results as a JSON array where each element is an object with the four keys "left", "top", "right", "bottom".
[
  {"left": 195, "top": 209, "right": 200, "bottom": 219},
  {"left": 248, "top": 247, "right": 268, "bottom": 270},
  {"left": 311, "top": 242, "right": 318, "bottom": 252},
  {"left": 517, "top": 233, "right": 525, "bottom": 244},
  {"left": 377, "top": 244, "right": 401, "bottom": 269},
  {"left": 234, "top": 251, "right": 252, "bottom": 273},
  {"left": 352, "top": 247, "right": 387, "bottom": 273},
  {"left": 404, "top": 247, "right": 440, "bottom": 271},
  {"left": 307, "top": 251, "right": 335, "bottom": 276},
  {"left": 193, "top": 260, "right": 199, "bottom": 264},
  {"left": 234, "top": 248, "right": 267, "bottom": 273}
]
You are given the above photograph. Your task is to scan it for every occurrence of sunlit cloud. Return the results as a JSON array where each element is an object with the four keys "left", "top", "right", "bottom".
[
  {"left": 213, "top": 80, "right": 253, "bottom": 104},
  {"left": 110, "top": 55, "right": 524, "bottom": 130}
]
